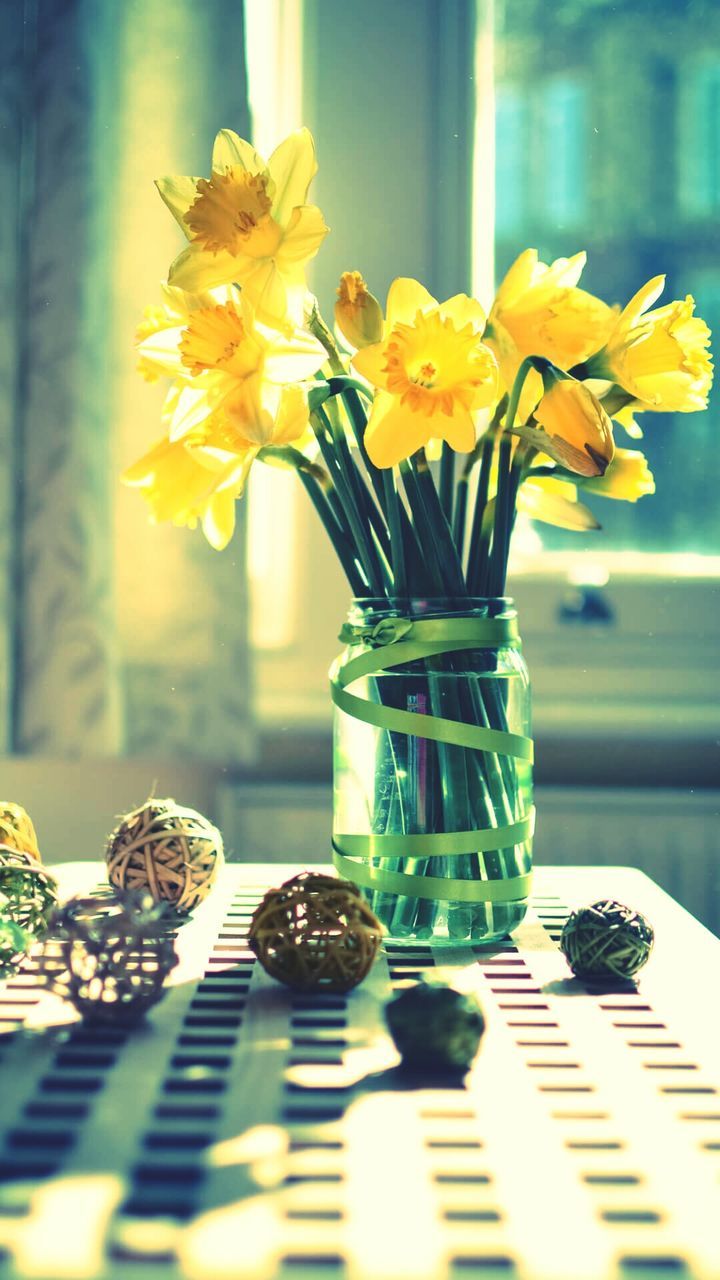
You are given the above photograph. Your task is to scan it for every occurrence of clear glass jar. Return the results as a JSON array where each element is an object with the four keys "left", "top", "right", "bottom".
[{"left": 332, "top": 597, "right": 533, "bottom": 945}]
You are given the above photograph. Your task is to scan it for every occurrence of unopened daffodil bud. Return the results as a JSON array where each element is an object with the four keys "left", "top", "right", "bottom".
[
  {"left": 530, "top": 369, "right": 615, "bottom": 478},
  {"left": 335, "top": 271, "right": 384, "bottom": 349}
]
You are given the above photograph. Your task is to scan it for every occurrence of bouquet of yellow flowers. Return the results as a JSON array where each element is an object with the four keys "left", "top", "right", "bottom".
[{"left": 126, "top": 127, "right": 712, "bottom": 944}]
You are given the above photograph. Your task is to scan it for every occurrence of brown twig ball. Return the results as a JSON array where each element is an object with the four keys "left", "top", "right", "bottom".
[
  {"left": 39, "top": 890, "right": 179, "bottom": 1025},
  {"left": 0, "top": 803, "right": 40, "bottom": 860},
  {"left": 249, "top": 872, "right": 383, "bottom": 992},
  {"left": 106, "top": 798, "right": 223, "bottom": 914},
  {"left": 560, "top": 899, "right": 654, "bottom": 981},
  {"left": 0, "top": 845, "right": 58, "bottom": 936}
]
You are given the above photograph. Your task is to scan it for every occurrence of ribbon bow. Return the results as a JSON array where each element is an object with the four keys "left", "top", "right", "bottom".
[{"left": 337, "top": 617, "right": 414, "bottom": 648}]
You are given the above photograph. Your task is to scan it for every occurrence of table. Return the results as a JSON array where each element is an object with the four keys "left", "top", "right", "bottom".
[{"left": 0, "top": 863, "right": 717, "bottom": 1280}]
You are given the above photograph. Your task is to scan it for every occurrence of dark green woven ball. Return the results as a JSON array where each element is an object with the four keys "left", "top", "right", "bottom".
[
  {"left": 560, "top": 899, "right": 654, "bottom": 981},
  {"left": 0, "top": 919, "right": 33, "bottom": 978},
  {"left": 385, "top": 980, "right": 486, "bottom": 1071}
]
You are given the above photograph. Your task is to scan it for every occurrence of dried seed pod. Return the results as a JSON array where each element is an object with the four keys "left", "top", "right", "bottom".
[
  {"left": 106, "top": 798, "right": 223, "bottom": 913},
  {"left": 249, "top": 871, "right": 383, "bottom": 992},
  {"left": 560, "top": 899, "right": 654, "bottom": 981},
  {"left": 0, "top": 845, "right": 57, "bottom": 936},
  {"left": 40, "top": 890, "right": 179, "bottom": 1025},
  {"left": 0, "top": 802, "right": 40, "bottom": 860},
  {"left": 385, "top": 979, "right": 486, "bottom": 1071}
]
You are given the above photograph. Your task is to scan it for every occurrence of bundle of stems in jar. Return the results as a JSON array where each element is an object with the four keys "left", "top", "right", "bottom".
[{"left": 125, "top": 126, "right": 712, "bottom": 936}]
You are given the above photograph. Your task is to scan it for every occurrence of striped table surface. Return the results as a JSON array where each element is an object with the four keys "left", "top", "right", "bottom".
[{"left": 0, "top": 862, "right": 717, "bottom": 1280}]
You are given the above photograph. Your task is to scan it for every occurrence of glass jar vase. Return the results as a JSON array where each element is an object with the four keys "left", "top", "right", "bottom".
[{"left": 331, "top": 597, "right": 534, "bottom": 945}]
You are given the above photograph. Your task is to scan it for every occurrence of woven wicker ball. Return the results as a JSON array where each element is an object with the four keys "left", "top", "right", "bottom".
[
  {"left": 385, "top": 980, "right": 486, "bottom": 1071},
  {"left": 0, "top": 802, "right": 40, "bottom": 860},
  {"left": 249, "top": 872, "right": 383, "bottom": 992},
  {"left": 106, "top": 798, "right": 223, "bottom": 914},
  {"left": 40, "top": 890, "right": 179, "bottom": 1025},
  {"left": 0, "top": 844, "right": 58, "bottom": 936},
  {"left": 560, "top": 899, "right": 654, "bottom": 981}
]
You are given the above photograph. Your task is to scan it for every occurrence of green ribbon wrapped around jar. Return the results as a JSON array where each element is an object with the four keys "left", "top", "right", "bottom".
[{"left": 331, "top": 597, "right": 534, "bottom": 944}]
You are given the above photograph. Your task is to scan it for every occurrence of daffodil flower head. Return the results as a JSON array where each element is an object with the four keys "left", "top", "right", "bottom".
[
  {"left": 583, "top": 276, "right": 713, "bottom": 413},
  {"left": 335, "top": 271, "right": 383, "bottom": 349},
  {"left": 135, "top": 290, "right": 326, "bottom": 444},
  {"left": 156, "top": 127, "right": 329, "bottom": 330},
  {"left": 352, "top": 278, "right": 498, "bottom": 468},
  {"left": 122, "top": 433, "right": 250, "bottom": 550}
]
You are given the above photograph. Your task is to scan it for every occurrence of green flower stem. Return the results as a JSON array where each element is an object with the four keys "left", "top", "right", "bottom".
[
  {"left": 466, "top": 435, "right": 495, "bottom": 595},
  {"left": 297, "top": 470, "right": 367, "bottom": 594},
  {"left": 399, "top": 461, "right": 445, "bottom": 595},
  {"left": 412, "top": 451, "right": 467, "bottom": 597},
  {"left": 488, "top": 434, "right": 514, "bottom": 598},
  {"left": 382, "top": 469, "right": 407, "bottom": 598},
  {"left": 310, "top": 411, "right": 387, "bottom": 595},
  {"left": 320, "top": 399, "right": 392, "bottom": 567},
  {"left": 439, "top": 444, "right": 455, "bottom": 525}
]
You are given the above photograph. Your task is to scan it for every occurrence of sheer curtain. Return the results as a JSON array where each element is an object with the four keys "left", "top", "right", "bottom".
[{"left": 0, "top": 0, "right": 254, "bottom": 764}]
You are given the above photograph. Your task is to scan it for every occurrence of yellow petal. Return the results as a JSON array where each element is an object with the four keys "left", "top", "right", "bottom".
[
  {"left": 275, "top": 204, "right": 329, "bottom": 266},
  {"left": 202, "top": 490, "right": 238, "bottom": 550},
  {"left": 542, "top": 251, "right": 587, "bottom": 290},
  {"left": 271, "top": 385, "right": 311, "bottom": 446},
  {"left": 618, "top": 275, "right": 666, "bottom": 331},
  {"left": 352, "top": 342, "right": 390, "bottom": 390},
  {"left": 439, "top": 405, "right": 477, "bottom": 453},
  {"left": 268, "top": 127, "right": 318, "bottom": 226},
  {"left": 364, "top": 391, "right": 433, "bottom": 467},
  {"left": 518, "top": 478, "right": 600, "bottom": 531},
  {"left": 212, "top": 129, "right": 265, "bottom": 175},
  {"left": 438, "top": 294, "right": 487, "bottom": 332},
  {"left": 261, "top": 325, "right": 326, "bottom": 384},
  {"left": 578, "top": 448, "right": 655, "bottom": 502},
  {"left": 168, "top": 381, "right": 224, "bottom": 441},
  {"left": 136, "top": 324, "right": 187, "bottom": 376},
  {"left": 385, "top": 278, "right": 437, "bottom": 326},
  {"left": 155, "top": 175, "right": 202, "bottom": 235},
  {"left": 493, "top": 249, "right": 538, "bottom": 310},
  {"left": 168, "top": 244, "right": 242, "bottom": 292}
]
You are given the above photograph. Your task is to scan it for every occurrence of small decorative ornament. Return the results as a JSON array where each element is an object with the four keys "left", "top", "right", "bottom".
[
  {"left": 0, "top": 844, "right": 58, "bottom": 935},
  {"left": 560, "top": 899, "right": 654, "bottom": 981},
  {"left": 0, "top": 802, "right": 40, "bottom": 859},
  {"left": 249, "top": 871, "right": 383, "bottom": 992},
  {"left": 106, "top": 798, "right": 224, "bottom": 914},
  {"left": 41, "top": 890, "right": 179, "bottom": 1025},
  {"left": 385, "top": 979, "right": 486, "bottom": 1072},
  {"left": 0, "top": 920, "right": 33, "bottom": 978}
]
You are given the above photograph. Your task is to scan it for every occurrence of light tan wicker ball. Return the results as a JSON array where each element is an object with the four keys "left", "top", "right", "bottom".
[
  {"left": 0, "top": 803, "right": 40, "bottom": 860},
  {"left": 106, "top": 798, "right": 223, "bottom": 914},
  {"left": 249, "top": 871, "right": 383, "bottom": 992}
]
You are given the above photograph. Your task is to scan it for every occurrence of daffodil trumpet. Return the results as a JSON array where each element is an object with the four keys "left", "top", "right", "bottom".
[{"left": 127, "top": 122, "right": 710, "bottom": 945}]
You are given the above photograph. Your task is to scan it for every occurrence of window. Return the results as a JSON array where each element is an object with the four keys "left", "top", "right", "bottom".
[{"left": 250, "top": 0, "right": 720, "bottom": 767}]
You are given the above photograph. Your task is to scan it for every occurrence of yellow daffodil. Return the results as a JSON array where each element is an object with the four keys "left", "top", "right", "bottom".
[
  {"left": 520, "top": 375, "right": 615, "bottom": 477},
  {"left": 122, "top": 434, "right": 250, "bottom": 550},
  {"left": 136, "top": 291, "right": 326, "bottom": 442},
  {"left": 334, "top": 271, "right": 383, "bottom": 349},
  {"left": 124, "top": 376, "right": 314, "bottom": 550},
  {"left": 352, "top": 278, "right": 498, "bottom": 468},
  {"left": 485, "top": 249, "right": 615, "bottom": 416},
  {"left": 577, "top": 448, "right": 655, "bottom": 502},
  {"left": 583, "top": 276, "right": 713, "bottom": 412},
  {"left": 156, "top": 128, "right": 329, "bottom": 328},
  {"left": 611, "top": 401, "right": 644, "bottom": 439}
]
